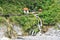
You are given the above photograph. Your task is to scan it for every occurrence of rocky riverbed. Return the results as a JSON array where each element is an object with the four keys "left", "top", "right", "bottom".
[
  {"left": 14, "top": 36, "right": 60, "bottom": 40},
  {"left": 0, "top": 26, "right": 60, "bottom": 40}
]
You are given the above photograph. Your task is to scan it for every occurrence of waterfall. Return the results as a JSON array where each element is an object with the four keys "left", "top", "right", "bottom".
[
  {"left": 34, "top": 14, "right": 42, "bottom": 36},
  {"left": 31, "top": 30, "right": 34, "bottom": 36},
  {"left": 36, "top": 19, "right": 42, "bottom": 36},
  {"left": 34, "top": 14, "right": 42, "bottom": 30},
  {"left": 38, "top": 19, "right": 42, "bottom": 30}
]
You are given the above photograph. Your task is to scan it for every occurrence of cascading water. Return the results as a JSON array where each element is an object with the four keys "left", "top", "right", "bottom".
[{"left": 31, "top": 14, "right": 43, "bottom": 36}]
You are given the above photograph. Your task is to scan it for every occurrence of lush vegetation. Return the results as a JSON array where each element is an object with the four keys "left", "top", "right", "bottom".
[
  {"left": 10, "top": 14, "right": 40, "bottom": 33},
  {"left": 0, "top": 0, "right": 60, "bottom": 36},
  {"left": 38, "top": 0, "right": 60, "bottom": 25},
  {"left": 0, "top": 0, "right": 55, "bottom": 15}
]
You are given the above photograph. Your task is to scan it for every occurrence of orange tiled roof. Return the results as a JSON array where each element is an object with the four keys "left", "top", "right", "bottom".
[{"left": 23, "top": 8, "right": 29, "bottom": 10}]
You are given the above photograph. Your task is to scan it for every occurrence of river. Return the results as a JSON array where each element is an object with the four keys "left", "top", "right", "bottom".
[{"left": 0, "top": 25, "right": 60, "bottom": 40}]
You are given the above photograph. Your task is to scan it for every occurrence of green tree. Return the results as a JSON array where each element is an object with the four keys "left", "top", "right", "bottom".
[
  {"left": 10, "top": 14, "right": 40, "bottom": 35},
  {"left": 38, "top": 0, "right": 60, "bottom": 25}
]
